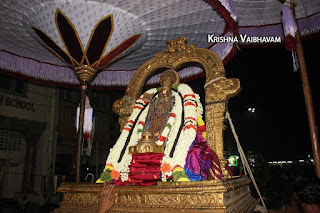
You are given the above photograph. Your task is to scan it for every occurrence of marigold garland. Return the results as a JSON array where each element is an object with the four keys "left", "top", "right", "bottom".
[
  {"left": 97, "top": 163, "right": 115, "bottom": 183},
  {"left": 97, "top": 169, "right": 112, "bottom": 183},
  {"left": 111, "top": 170, "right": 120, "bottom": 180},
  {"left": 160, "top": 163, "right": 171, "bottom": 173},
  {"left": 104, "top": 164, "right": 114, "bottom": 171}
]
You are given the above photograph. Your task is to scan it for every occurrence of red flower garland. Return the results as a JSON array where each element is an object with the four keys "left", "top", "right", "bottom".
[
  {"left": 185, "top": 117, "right": 197, "bottom": 122},
  {"left": 138, "top": 97, "right": 147, "bottom": 104},
  {"left": 159, "top": 135, "right": 167, "bottom": 142},
  {"left": 138, "top": 121, "right": 145, "bottom": 125},
  {"left": 183, "top": 94, "right": 196, "bottom": 99},
  {"left": 169, "top": 113, "right": 176, "bottom": 118},
  {"left": 183, "top": 124, "right": 197, "bottom": 131},
  {"left": 185, "top": 102, "right": 196, "bottom": 107}
]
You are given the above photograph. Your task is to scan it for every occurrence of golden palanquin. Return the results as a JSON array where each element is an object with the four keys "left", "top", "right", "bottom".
[
  {"left": 54, "top": 38, "right": 256, "bottom": 212},
  {"left": 56, "top": 177, "right": 255, "bottom": 212}
]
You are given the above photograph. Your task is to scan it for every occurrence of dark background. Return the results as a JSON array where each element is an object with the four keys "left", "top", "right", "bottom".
[{"left": 188, "top": 35, "right": 320, "bottom": 162}]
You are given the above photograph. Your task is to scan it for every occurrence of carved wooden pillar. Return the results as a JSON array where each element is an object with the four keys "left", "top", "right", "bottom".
[
  {"left": 113, "top": 97, "right": 135, "bottom": 131},
  {"left": 205, "top": 77, "right": 241, "bottom": 177}
]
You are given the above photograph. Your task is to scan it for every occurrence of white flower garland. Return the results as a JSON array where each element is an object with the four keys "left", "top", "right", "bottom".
[
  {"left": 105, "top": 84, "right": 202, "bottom": 182},
  {"left": 106, "top": 89, "right": 155, "bottom": 181},
  {"left": 160, "top": 84, "right": 198, "bottom": 179}
]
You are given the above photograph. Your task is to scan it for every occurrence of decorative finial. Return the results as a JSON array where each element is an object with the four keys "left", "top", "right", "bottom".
[
  {"left": 165, "top": 37, "right": 187, "bottom": 53},
  {"left": 74, "top": 65, "right": 98, "bottom": 85}
]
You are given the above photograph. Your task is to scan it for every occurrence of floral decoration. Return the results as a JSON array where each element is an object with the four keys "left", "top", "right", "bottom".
[
  {"left": 110, "top": 170, "right": 120, "bottom": 180},
  {"left": 101, "top": 83, "right": 203, "bottom": 183},
  {"left": 96, "top": 163, "right": 114, "bottom": 183},
  {"left": 160, "top": 163, "right": 171, "bottom": 173},
  {"left": 172, "top": 166, "right": 190, "bottom": 182}
]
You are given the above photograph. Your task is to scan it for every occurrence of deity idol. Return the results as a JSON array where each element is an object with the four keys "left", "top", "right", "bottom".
[{"left": 97, "top": 70, "right": 222, "bottom": 186}]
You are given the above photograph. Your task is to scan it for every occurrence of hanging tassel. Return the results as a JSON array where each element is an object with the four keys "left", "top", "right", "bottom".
[
  {"left": 75, "top": 95, "right": 93, "bottom": 134},
  {"left": 292, "top": 51, "right": 299, "bottom": 72},
  {"left": 282, "top": 2, "right": 297, "bottom": 44},
  {"left": 86, "top": 117, "right": 95, "bottom": 156},
  {"left": 282, "top": 1, "right": 299, "bottom": 72}
]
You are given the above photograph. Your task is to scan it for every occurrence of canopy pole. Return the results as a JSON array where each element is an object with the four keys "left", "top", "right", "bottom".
[
  {"left": 291, "top": 6, "right": 320, "bottom": 178},
  {"left": 76, "top": 84, "right": 87, "bottom": 182},
  {"left": 73, "top": 65, "right": 97, "bottom": 182}
]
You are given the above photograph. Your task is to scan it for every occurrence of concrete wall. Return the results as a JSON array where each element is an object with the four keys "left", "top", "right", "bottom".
[
  {"left": 0, "top": 82, "right": 57, "bottom": 204},
  {"left": 0, "top": 132, "right": 26, "bottom": 198}
]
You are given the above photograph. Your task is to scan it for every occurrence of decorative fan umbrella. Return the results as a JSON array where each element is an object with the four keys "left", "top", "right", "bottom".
[
  {"left": 1, "top": 0, "right": 320, "bottom": 181},
  {"left": 1, "top": 0, "right": 319, "bottom": 86},
  {"left": 0, "top": 0, "right": 239, "bottom": 182},
  {"left": 0, "top": 0, "right": 238, "bottom": 88}
]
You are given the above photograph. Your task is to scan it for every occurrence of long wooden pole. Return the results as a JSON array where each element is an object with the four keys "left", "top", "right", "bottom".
[
  {"left": 73, "top": 65, "right": 97, "bottom": 182},
  {"left": 291, "top": 6, "right": 320, "bottom": 178},
  {"left": 76, "top": 84, "right": 87, "bottom": 182}
]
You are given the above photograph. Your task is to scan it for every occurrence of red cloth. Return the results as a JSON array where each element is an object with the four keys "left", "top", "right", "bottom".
[{"left": 114, "top": 153, "right": 164, "bottom": 186}]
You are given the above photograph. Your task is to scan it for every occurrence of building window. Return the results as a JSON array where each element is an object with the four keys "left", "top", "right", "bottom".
[
  {"left": 0, "top": 130, "right": 25, "bottom": 152},
  {"left": 0, "top": 74, "right": 26, "bottom": 96}
]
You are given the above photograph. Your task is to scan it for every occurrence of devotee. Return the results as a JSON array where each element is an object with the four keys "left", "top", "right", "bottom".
[
  {"left": 264, "top": 190, "right": 288, "bottom": 213},
  {"left": 294, "top": 175, "right": 320, "bottom": 213},
  {"left": 97, "top": 184, "right": 117, "bottom": 213}
]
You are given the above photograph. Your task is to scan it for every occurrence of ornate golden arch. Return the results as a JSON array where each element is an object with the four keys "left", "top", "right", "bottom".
[
  {"left": 113, "top": 37, "right": 241, "bottom": 177},
  {"left": 54, "top": 38, "right": 256, "bottom": 213}
]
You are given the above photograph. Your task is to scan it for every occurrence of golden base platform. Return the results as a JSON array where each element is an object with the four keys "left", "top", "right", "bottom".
[{"left": 53, "top": 176, "right": 256, "bottom": 213}]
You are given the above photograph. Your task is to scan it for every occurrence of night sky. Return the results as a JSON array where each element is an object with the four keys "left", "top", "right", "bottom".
[{"left": 188, "top": 36, "right": 320, "bottom": 162}]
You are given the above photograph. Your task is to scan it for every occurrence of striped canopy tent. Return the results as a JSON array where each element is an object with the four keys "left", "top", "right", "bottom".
[{"left": 0, "top": 0, "right": 318, "bottom": 88}]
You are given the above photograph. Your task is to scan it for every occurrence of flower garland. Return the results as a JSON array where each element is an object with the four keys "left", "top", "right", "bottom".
[
  {"left": 172, "top": 166, "right": 190, "bottom": 182},
  {"left": 96, "top": 163, "right": 120, "bottom": 183},
  {"left": 98, "top": 83, "right": 202, "bottom": 183},
  {"left": 159, "top": 84, "right": 199, "bottom": 180},
  {"left": 102, "top": 90, "right": 154, "bottom": 181}
]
